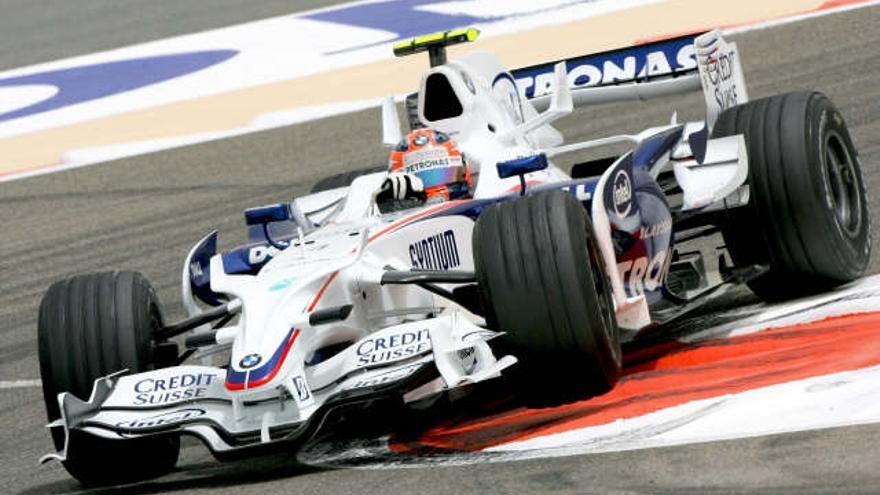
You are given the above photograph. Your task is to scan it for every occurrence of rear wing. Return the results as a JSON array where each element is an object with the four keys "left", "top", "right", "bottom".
[
  {"left": 512, "top": 34, "right": 699, "bottom": 104},
  {"left": 512, "top": 30, "right": 748, "bottom": 129},
  {"left": 395, "top": 28, "right": 747, "bottom": 134}
]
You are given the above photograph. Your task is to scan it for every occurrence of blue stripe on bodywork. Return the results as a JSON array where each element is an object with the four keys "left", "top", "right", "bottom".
[
  {"left": 226, "top": 328, "right": 296, "bottom": 387},
  {"left": 189, "top": 231, "right": 225, "bottom": 306},
  {"left": 414, "top": 178, "right": 603, "bottom": 223},
  {"left": 633, "top": 126, "right": 684, "bottom": 170}
]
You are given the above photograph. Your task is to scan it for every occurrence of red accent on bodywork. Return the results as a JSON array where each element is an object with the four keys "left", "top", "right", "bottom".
[
  {"left": 225, "top": 328, "right": 301, "bottom": 391},
  {"left": 225, "top": 272, "right": 338, "bottom": 391},
  {"left": 504, "top": 180, "right": 544, "bottom": 194},
  {"left": 368, "top": 201, "right": 466, "bottom": 244},
  {"left": 307, "top": 271, "right": 339, "bottom": 312},
  {"left": 226, "top": 201, "right": 466, "bottom": 392}
]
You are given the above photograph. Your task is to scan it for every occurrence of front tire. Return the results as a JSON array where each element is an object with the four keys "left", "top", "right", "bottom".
[
  {"left": 473, "top": 191, "right": 622, "bottom": 401},
  {"left": 38, "top": 271, "right": 180, "bottom": 486},
  {"left": 713, "top": 91, "right": 871, "bottom": 301}
]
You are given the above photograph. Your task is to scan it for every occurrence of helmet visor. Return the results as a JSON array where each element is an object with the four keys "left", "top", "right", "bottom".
[{"left": 403, "top": 147, "right": 465, "bottom": 189}]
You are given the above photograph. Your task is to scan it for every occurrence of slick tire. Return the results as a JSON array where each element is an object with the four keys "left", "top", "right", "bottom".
[
  {"left": 310, "top": 165, "right": 386, "bottom": 193},
  {"left": 473, "top": 190, "right": 622, "bottom": 402},
  {"left": 38, "top": 271, "right": 180, "bottom": 486},
  {"left": 713, "top": 91, "right": 871, "bottom": 301}
]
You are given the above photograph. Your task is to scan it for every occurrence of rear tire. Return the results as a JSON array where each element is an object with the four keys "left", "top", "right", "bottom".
[
  {"left": 38, "top": 271, "right": 180, "bottom": 486},
  {"left": 713, "top": 91, "right": 871, "bottom": 301},
  {"left": 473, "top": 191, "right": 622, "bottom": 401}
]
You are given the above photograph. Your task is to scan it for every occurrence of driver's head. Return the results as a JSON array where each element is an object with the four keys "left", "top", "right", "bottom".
[{"left": 388, "top": 129, "right": 471, "bottom": 201}]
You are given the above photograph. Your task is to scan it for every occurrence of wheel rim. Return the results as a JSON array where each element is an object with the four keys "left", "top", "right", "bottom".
[
  {"left": 148, "top": 303, "right": 166, "bottom": 369},
  {"left": 824, "top": 130, "right": 862, "bottom": 238},
  {"left": 587, "top": 237, "right": 621, "bottom": 366}
]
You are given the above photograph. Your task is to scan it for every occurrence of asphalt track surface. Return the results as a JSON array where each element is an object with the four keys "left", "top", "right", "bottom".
[
  {"left": 1, "top": 3, "right": 880, "bottom": 494},
  {"left": 0, "top": 0, "right": 353, "bottom": 71}
]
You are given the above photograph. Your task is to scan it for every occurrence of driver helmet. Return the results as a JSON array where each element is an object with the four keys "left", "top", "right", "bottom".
[{"left": 388, "top": 128, "right": 472, "bottom": 201}]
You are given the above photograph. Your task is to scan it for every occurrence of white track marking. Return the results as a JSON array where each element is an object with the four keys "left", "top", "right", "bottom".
[
  {"left": 0, "top": 0, "right": 658, "bottom": 140},
  {"left": 0, "top": 379, "right": 42, "bottom": 390},
  {"left": 296, "top": 277, "right": 880, "bottom": 468},
  {"left": 25, "top": 0, "right": 880, "bottom": 182},
  {"left": 4, "top": 0, "right": 878, "bottom": 182},
  {"left": 299, "top": 365, "right": 880, "bottom": 469},
  {"left": 55, "top": 98, "right": 384, "bottom": 170},
  {"left": 724, "top": 0, "right": 880, "bottom": 37},
  {"left": 488, "top": 365, "right": 880, "bottom": 456},
  {"left": 681, "top": 274, "right": 880, "bottom": 342}
]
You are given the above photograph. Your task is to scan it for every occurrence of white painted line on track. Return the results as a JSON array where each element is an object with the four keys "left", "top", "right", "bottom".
[
  {"left": 52, "top": 97, "right": 385, "bottom": 173},
  {"left": 300, "top": 364, "right": 880, "bottom": 469},
  {"left": 0, "top": 0, "right": 876, "bottom": 183},
  {"left": 682, "top": 274, "right": 880, "bottom": 342},
  {"left": 724, "top": 0, "right": 880, "bottom": 37},
  {"left": 14, "top": 0, "right": 874, "bottom": 185},
  {"left": 488, "top": 365, "right": 880, "bottom": 457},
  {"left": 0, "top": 0, "right": 658, "bottom": 141},
  {"left": 3, "top": 0, "right": 875, "bottom": 187},
  {"left": 0, "top": 379, "right": 42, "bottom": 390}
]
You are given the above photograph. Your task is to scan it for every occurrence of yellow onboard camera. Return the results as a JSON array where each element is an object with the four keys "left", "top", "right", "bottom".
[{"left": 393, "top": 27, "right": 480, "bottom": 67}]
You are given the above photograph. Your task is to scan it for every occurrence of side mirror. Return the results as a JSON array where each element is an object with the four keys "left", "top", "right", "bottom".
[
  {"left": 496, "top": 153, "right": 548, "bottom": 195},
  {"left": 244, "top": 203, "right": 291, "bottom": 226},
  {"left": 497, "top": 153, "right": 548, "bottom": 178}
]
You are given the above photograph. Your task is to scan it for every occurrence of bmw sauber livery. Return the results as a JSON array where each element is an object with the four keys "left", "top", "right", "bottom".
[{"left": 38, "top": 27, "right": 871, "bottom": 486}]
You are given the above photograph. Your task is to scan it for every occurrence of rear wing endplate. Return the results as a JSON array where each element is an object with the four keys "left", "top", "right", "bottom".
[
  {"left": 393, "top": 27, "right": 748, "bottom": 136},
  {"left": 510, "top": 30, "right": 748, "bottom": 129}
]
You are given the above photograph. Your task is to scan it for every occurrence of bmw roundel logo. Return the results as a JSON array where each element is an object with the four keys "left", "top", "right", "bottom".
[{"left": 239, "top": 353, "right": 262, "bottom": 369}]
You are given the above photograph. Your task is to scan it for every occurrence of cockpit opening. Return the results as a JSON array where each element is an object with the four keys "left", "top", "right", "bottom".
[{"left": 422, "top": 73, "right": 463, "bottom": 121}]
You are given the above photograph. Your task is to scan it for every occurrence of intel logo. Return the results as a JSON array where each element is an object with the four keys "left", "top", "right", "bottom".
[{"left": 612, "top": 169, "right": 633, "bottom": 218}]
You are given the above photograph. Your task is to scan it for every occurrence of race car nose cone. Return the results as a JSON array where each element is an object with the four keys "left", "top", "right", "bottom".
[{"left": 239, "top": 354, "right": 262, "bottom": 369}]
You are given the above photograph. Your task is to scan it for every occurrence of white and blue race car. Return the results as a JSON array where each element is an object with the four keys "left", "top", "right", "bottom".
[{"left": 37, "top": 28, "right": 870, "bottom": 485}]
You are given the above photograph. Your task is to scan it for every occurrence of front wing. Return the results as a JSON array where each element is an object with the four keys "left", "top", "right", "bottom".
[{"left": 41, "top": 312, "right": 515, "bottom": 463}]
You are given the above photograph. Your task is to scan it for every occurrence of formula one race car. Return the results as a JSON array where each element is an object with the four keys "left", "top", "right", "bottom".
[{"left": 38, "top": 28, "right": 870, "bottom": 485}]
